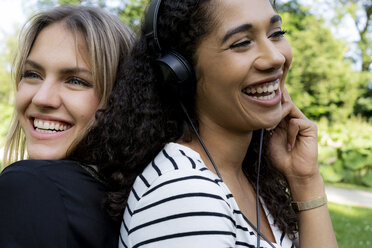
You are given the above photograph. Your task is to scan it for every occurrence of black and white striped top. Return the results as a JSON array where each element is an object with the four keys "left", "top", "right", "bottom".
[{"left": 119, "top": 143, "right": 294, "bottom": 248}]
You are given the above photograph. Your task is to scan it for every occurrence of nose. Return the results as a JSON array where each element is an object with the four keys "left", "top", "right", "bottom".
[
  {"left": 32, "top": 78, "right": 62, "bottom": 109},
  {"left": 253, "top": 39, "right": 286, "bottom": 71}
]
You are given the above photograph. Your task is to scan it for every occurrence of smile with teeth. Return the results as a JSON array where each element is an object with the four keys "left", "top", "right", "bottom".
[
  {"left": 33, "top": 118, "right": 72, "bottom": 134},
  {"left": 242, "top": 79, "right": 280, "bottom": 100}
]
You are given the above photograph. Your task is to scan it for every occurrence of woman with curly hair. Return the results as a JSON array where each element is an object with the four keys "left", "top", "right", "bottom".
[
  {"left": 74, "top": 0, "right": 337, "bottom": 247},
  {"left": 0, "top": 5, "right": 134, "bottom": 247}
]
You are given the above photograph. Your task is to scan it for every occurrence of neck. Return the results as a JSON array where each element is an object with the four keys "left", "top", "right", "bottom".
[{"left": 181, "top": 119, "right": 253, "bottom": 178}]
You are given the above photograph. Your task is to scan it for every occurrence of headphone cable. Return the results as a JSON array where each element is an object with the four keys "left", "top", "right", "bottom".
[
  {"left": 256, "top": 128, "right": 264, "bottom": 248},
  {"left": 179, "top": 102, "right": 222, "bottom": 179},
  {"left": 180, "top": 101, "right": 275, "bottom": 248}
]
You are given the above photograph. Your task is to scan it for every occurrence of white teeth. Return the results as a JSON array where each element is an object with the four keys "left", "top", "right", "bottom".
[
  {"left": 33, "top": 118, "right": 71, "bottom": 133},
  {"left": 35, "top": 128, "right": 57, "bottom": 134},
  {"left": 244, "top": 79, "right": 280, "bottom": 96},
  {"left": 256, "top": 91, "right": 276, "bottom": 100}
]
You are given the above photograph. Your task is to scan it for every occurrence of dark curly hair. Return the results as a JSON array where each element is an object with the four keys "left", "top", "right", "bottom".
[{"left": 71, "top": 0, "right": 297, "bottom": 238}]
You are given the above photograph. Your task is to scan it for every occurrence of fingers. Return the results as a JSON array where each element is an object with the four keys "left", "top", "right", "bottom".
[{"left": 287, "top": 118, "right": 317, "bottom": 151}]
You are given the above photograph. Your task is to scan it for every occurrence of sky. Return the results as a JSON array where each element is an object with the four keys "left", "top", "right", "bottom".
[
  {"left": 0, "top": 0, "right": 27, "bottom": 38},
  {"left": 0, "top": 0, "right": 123, "bottom": 41}
]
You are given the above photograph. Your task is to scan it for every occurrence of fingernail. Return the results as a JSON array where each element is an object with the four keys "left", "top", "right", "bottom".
[{"left": 287, "top": 144, "right": 292, "bottom": 152}]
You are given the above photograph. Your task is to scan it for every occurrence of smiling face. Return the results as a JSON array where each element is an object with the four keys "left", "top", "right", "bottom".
[
  {"left": 15, "top": 22, "right": 99, "bottom": 160},
  {"left": 194, "top": 0, "right": 292, "bottom": 135}
]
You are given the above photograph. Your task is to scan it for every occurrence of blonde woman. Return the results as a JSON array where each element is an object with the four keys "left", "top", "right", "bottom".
[{"left": 0, "top": 5, "right": 134, "bottom": 247}]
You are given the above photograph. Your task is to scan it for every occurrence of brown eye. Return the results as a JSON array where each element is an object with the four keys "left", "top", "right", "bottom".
[
  {"left": 269, "top": 30, "right": 287, "bottom": 39},
  {"left": 229, "top": 40, "right": 251, "bottom": 49}
]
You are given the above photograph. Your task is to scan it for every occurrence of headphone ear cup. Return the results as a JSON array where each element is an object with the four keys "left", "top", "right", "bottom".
[{"left": 156, "top": 51, "right": 195, "bottom": 97}]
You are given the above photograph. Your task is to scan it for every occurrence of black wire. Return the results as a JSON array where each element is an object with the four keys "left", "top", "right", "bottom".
[
  {"left": 242, "top": 214, "right": 276, "bottom": 247},
  {"left": 256, "top": 128, "right": 264, "bottom": 248},
  {"left": 180, "top": 101, "right": 275, "bottom": 248},
  {"left": 179, "top": 102, "right": 222, "bottom": 179}
]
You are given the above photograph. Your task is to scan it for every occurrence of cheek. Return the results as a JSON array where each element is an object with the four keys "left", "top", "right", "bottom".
[
  {"left": 15, "top": 83, "right": 32, "bottom": 115},
  {"left": 73, "top": 92, "right": 100, "bottom": 125},
  {"left": 281, "top": 41, "right": 293, "bottom": 69},
  {"left": 279, "top": 42, "right": 293, "bottom": 90}
]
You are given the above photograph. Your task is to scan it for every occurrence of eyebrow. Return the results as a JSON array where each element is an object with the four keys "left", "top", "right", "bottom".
[
  {"left": 24, "top": 60, "right": 43, "bottom": 71},
  {"left": 25, "top": 59, "right": 92, "bottom": 76},
  {"left": 222, "top": 24, "right": 252, "bottom": 44},
  {"left": 270, "top": 15, "right": 282, "bottom": 24},
  {"left": 60, "top": 68, "right": 92, "bottom": 76},
  {"left": 221, "top": 15, "right": 282, "bottom": 44}
]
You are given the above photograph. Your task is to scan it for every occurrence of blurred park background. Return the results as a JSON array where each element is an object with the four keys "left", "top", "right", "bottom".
[{"left": 0, "top": 0, "right": 371, "bottom": 247}]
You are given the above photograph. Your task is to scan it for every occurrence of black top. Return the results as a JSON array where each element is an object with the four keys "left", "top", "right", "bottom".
[{"left": 0, "top": 160, "right": 119, "bottom": 248}]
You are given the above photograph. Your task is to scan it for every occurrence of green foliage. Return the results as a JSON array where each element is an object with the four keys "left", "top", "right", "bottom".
[
  {"left": 354, "top": 77, "right": 372, "bottom": 120},
  {"left": 0, "top": 102, "right": 13, "bottom": 169},
  {"left": 0, "top": 32, "right": 17, "bottom": 159},
  {"left": 318, "top": 117, "right": 372, "bottom": 187},
  {"left": 335, "top": 0, "right": 372, "bottom": 72},
  {"left": 281, "top": 10, "right": 367, "bottom": 121},
  {"left": 0, "top": 34, "right": 17, "bottom": 104},
  {"left": 119, "top": 0, "right": 149, "bottom": 32},
  {"left": 33, "top": 0, "right": 115, "bottom": 14},
  {"left": 35, "top": 0, "right": 105, "bottom": 8},
  {"left": 329, "top": 202, "right": 372, "bottom": 247},
  {"left": 0, "top": 103, "right": 13, "bottom": 145}
]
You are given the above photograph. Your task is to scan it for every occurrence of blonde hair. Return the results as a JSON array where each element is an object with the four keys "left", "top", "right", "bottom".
[{"left": 3, "top": 5, "right": 135, "bottom": 167}]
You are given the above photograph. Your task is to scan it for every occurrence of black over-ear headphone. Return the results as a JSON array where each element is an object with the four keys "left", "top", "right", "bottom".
[{"left": 144, "top": 0, "right": 195, "bottom": 97}]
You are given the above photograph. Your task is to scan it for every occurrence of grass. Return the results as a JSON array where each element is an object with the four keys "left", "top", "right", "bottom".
[{"left": 329, "top": 202, "right": 372, "bottom": 247}]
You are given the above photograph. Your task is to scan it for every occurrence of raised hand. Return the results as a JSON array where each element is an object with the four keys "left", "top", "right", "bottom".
[{"left": 268, "top": 86, "right": 319, "bottom": 185}]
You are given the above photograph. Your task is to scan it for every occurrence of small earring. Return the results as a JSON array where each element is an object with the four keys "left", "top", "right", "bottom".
[{"left": 266, "top": 128, "right": 274, "bottom": 136}]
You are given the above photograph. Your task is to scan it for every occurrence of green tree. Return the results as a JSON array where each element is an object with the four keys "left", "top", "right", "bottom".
[
  {"left": 313, "top": 0, "right": 372, "bottom": 119},
  {"left": 35, "top": 0, "right": 106, "bottom": 8},
  {"left": 279, "top": 2, "right": 368, "bottom": 121},
  {"left": 0, "top": 32, "right": 17, "bottom": 147},
  {"left": 0, "top": 33, "right": 17, "bottom": 104},
  {"left": 118, "top": 0, "right": 149, "bottom": 32},
  {"left": 33, "top": 0, "right": 147, "bottom": 31},
  {"left": 332, "top": 0, "right": 372, "bottom": 72}
]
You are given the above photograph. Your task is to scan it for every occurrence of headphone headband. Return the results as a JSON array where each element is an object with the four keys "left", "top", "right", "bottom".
[
  {"left": 144, "top": 0, "right": 162, "bottom": 55},
  {"left": 144, "top": 0, "right": 196, "bottom": 98}
]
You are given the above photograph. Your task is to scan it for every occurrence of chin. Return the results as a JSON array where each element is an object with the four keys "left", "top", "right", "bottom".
[
  {"left": 28, "top": 149, "right": 66, "bottom": 160},
  {"left": 255, "top": 110, "right": 282, "bottom": 130}
]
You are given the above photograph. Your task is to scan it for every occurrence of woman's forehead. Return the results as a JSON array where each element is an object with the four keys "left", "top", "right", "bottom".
[{"left": 208, "top": 0, "right": 276, "bottom": 34}]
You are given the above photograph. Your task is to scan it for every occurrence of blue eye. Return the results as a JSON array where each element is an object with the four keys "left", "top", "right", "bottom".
[
  {"left": 22, "top": 71, "right": 41, "bottom": 80},
  {"left": 229, "top": 40, "right": 251, "bottom": 49},
  {"left": 68, "top": 77, "right": 92, "bottom": 87}
]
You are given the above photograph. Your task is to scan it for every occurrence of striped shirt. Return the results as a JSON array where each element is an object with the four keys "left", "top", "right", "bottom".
[{"left": 119, "top": 142, "right": 295, "bottom": 248}]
